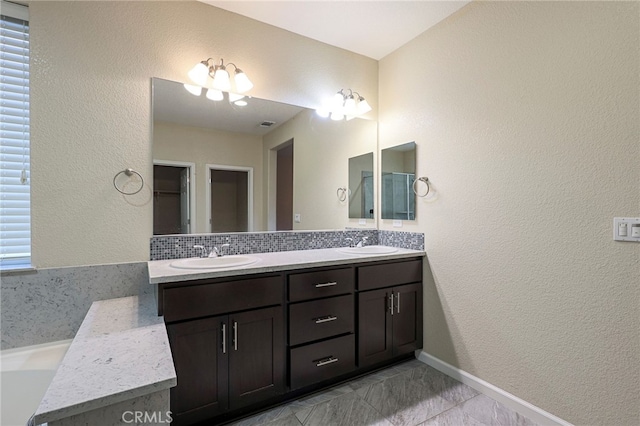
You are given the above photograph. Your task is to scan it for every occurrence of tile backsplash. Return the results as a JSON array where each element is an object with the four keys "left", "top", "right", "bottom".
[{"left": 150, "top": 230, "right": 424, "bottom": 261}]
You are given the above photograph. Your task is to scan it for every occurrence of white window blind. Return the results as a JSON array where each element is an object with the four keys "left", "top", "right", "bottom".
[{"left": 0, "top": 2, "right": 30, "bottom": 268}]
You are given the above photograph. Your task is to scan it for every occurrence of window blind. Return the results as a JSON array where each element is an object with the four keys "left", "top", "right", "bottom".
[{"left": 0, "top": 2, "right": 30, "bottom": 268}]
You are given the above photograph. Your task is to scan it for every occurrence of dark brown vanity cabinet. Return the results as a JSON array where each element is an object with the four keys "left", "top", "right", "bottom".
[
  {"left": 287, "top": 267, "right": 356, "bottom": 389},
  {"left": 160, "top": 276, "right": 284, "bottom": 426},
  {"left": 158, "top": 256, "right": 423, "bottom": 426},
  {"left": 357, "top": 259, "right": 423, "bottom": 368}
]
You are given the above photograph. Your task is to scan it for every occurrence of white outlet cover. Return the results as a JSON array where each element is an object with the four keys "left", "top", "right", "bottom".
[{"left": 393, "top": 220, "right": 402, "bottom": 228}]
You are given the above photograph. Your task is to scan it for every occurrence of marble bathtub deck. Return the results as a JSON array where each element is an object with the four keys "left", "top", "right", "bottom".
[
  {"left": 32, "top": 294, "right": 176, "bottom": 425},
  {"left": 229, "top": 359, "right": 538, "bottom": 426}
]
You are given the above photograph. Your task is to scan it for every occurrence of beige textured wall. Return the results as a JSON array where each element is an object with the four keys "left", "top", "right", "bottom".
[
  {"left": 29, "top": 1, "right": 377, "bottom": 267},
  {"left": 379, "top": 2, "right": 639, "bottom": 424},
  {"left": 263, "top": 109, "right": 377, "bottom": 230},
  {"left": 153, "top": 120, "right": 263, "bottom": 233}
]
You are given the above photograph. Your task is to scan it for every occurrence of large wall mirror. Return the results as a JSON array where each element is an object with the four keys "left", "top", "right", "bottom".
[
  {"left": 381, "top": 142, "right": 416, "bottom": 220},
  {"left": 152, "top": 78, "right": 378, "bottom": 234}
]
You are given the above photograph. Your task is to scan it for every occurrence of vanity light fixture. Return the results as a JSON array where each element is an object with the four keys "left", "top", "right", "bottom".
[
  {"left": 185, "top": 57, "right": 253, "bottom": 101},
  {"left": 317, "top": 89, "right": 372, "bottom": 120}
]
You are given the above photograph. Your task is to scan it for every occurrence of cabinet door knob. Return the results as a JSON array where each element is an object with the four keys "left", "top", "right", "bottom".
[
  {"left": 315, "top": 356, "right": 339, "bottom": 367},
  {"left": 314, "top": 315, "right": 338, "bottom": 324},
  {"left": 315, "top": 282, "right": 338, "bottom": 288}
]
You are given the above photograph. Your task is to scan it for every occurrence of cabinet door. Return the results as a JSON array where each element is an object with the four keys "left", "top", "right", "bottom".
[
  {"left": 392, "top": 283, "right": 423, "bottom": 356},
  {"left": 167, "top": 316, "right": 229, "bottom": 424},
  {"left": 228, "top": 306, "right": 284, "bottom": 409},
  {"left": 358, "top": 288, "right": 393, "bottom": 367}
]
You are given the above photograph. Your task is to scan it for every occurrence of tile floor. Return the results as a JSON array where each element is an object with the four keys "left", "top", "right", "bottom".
[{"left": 229, "top": 359, "right": 538, "bottom": 426}]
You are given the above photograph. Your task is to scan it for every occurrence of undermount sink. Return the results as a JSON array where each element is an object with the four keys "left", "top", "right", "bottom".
[
  {"left": 170, "top": 255, "right": 258, "bottom": 270},
  {"left": 336, "top": 245, "right": 399, "bottom": 255}
]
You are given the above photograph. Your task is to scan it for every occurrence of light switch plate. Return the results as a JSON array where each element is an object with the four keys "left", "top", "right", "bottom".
[
  {"left": 294, "top": 214, "right": 301, "bottom": 223},
  {"left": 613, "top": 217, "right": 640, "bottom": 242}
]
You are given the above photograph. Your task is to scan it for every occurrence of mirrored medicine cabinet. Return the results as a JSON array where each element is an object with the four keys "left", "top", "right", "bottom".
[{"left": 381, "top": 142, "right": 416, "bottom": 221}]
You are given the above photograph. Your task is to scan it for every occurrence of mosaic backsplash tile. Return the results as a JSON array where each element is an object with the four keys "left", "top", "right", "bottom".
[
  {"left": 378, "top": 230, "right": 425, "bottom": 251},
  {"left": 150, "top": 229, "right": 423, "bottom": 261}
]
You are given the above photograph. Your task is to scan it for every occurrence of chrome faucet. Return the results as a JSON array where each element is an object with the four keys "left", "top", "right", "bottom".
[
  {"left": 193, "top": 244, "right": 230, "bottom": 258},
  {"left": 356, "top": 237, "right": 368, "bottom": 248},
  {"left": 193, "top": 245, "right": 212, "bottom": 258},
  {"left": 212, "top": 243, "right": 230, "bottom": 257},
  {"left": 344, "top": 237, "right": 355, "bottom": 247}
]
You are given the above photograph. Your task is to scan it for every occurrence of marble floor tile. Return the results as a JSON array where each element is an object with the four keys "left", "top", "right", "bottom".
[
  {"left": 347, "top": 359, "right": 422, "bottom": 391},
  {"left": 419, "top": 406, "right": 487, "bottom": 426},
  {"left": 295, "top": 391, "right": 393, "bottom": 426},
  {"left": 459, "top": 394, "right": 538, "bottom": 426},
  {"left": 359, "top": 369, "right": 456, "bottom": 426},
  {"left": 263, "top": 413, "right": 303, "bottom": 426},
  {"left": 227, "top": 359, "right": 538, "bottom": 426},
  {"left": 229, "top": 404, "right": 297, "bottom": 426},
  {"left": 410, "top": 364, "right": 480, "bottom": 404},
  {"left": 287, "top": 385, "right": 355, "bottom": 413}
]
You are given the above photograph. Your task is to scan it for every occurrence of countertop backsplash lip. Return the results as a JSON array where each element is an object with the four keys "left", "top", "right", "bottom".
[{"left": 150, "top": 229, "right": 424, "bottom": 261}]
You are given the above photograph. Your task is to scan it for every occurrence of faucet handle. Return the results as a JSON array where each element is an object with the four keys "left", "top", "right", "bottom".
[
  {"left": 213, "top": 243, "right": 231, "bottom": 257},
  {"left": 345, "top": 237, "right": 354, "bottom": 247},
  {"left": 193, "top": 245, "right": 207, "bottom": 258}
]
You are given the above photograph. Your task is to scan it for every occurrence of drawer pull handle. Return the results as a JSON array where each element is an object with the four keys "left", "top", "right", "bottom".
[
  {"left": 396, "top": 291, "right": 401, "bottom": 314},
  {"left": 314, "top": 315, "right": 338, "bottom": 324},
  {"left": 315, "top": 282, "right": 338, "bottom": 288},
  {"left": 315, "top": 357, "right": 339, "bottom": 367}
]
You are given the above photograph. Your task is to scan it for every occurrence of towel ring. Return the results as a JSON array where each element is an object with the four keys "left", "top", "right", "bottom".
[
  {"left": 412, "top": 177, "right": 430, "bottom": 197},
  {"left": 113, "top": 168, "right": 144, "bottom": 195},
  {"left": 336, "top": 187, "right": 348, "bottom": 202}
]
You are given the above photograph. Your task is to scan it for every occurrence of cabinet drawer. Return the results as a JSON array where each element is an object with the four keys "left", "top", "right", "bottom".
[
  {"left": 163, "top": 276, "right": 282, "bottom": 322},
  {"left": 289, "top": 295, "right": 354, "bottom": 346},
  {"left": 289, "top": 268, "right": 354, "bottom": 302},
  {"left": 358, "top": 259, "right": 422, "bottom": 291},
  {"left": 290, "top": 334, "right": 355, "bottom": 389}
]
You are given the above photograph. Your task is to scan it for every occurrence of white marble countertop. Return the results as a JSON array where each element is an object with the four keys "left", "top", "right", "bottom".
[
  {"left": 148, "top": 246, "right": 426, "bottom": 284},
  {"left": 33, "top": 293, "right": 177, "bottom": 425}
]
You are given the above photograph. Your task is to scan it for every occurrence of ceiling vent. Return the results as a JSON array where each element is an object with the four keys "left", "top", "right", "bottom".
[{"left": 260, "top": 121, "right": 276, "bottom": 128}]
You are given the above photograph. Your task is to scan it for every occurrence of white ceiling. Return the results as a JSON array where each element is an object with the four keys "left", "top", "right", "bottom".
[{"left": 201, "top": 1, "right": 469, "bottom": 60}]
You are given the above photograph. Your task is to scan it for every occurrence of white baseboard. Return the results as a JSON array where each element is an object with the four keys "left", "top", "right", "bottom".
[{"left": 416, "top": 350, "right": 573, "bottom": 426}]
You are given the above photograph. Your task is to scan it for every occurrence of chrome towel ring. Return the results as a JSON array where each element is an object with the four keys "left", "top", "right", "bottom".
[
  {"left": 113, "top": 168, "right": 144, "bottom": 195},
  {"left": 412, "top": 177, "right": 430, "bottom": 197},
  {"left": 336, "top": 187, "right": 348, "bottom": 202}
]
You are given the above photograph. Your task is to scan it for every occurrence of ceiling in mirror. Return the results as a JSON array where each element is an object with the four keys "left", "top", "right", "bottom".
[{"left": 153, "top": 78, "right": 305, "bottom": 136}]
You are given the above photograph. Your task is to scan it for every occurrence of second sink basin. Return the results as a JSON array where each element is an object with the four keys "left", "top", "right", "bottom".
[
  {"left": 170, "top": 255, "right": 258, "bottom": 270},
  {"left": 336, "top": 245, "right": 399, "bottom": 255}
]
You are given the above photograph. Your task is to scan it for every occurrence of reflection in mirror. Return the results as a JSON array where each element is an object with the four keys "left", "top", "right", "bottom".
[
  {"left": 152, "top": 161, "right": 195, "bottom": 235},
  {"left": 348, "top": 153, "right": 374, "bottom": 219},
  {"left": 381, "top": 142, "right": 416, "bottom": 220},
  {"left": 152, "top": 78, "right": 378, "bottom": 234}
]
